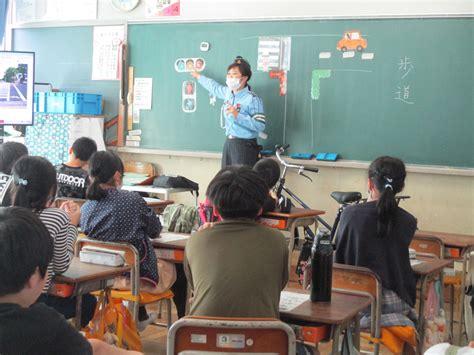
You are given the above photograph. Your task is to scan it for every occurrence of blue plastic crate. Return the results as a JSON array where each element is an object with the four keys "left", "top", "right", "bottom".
[
  {"left": 65, "top": 93, "right": 102, "bottom": 115},
  {"left": 46, "top": 92, "right": 66, "bottom": 113},
  {"left": 33, "top": 92, "right": 102, "bottom": 115}
]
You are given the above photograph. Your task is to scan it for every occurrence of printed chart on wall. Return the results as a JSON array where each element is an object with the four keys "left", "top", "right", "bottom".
[{"left": 92, "top": 26, "right": 125, "bottom": 80}]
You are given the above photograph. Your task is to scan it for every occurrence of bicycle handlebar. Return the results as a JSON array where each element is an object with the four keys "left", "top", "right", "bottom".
[{"left": 275, "top": 144, "right": 319, "bottom": 174}]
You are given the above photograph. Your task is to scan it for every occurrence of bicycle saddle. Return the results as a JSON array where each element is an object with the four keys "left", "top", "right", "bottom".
[{"left": 330, "top": 191, "right": 362, "bottom": 204}]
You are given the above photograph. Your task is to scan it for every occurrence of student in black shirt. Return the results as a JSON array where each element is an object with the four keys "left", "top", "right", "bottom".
[
  {"left": 0, "top": 207, "right": 141, "bottom": 355},
  {"left": 56, "top": 137, "right": 97, "bottom": 199},
  {"left": 335, "top": 156, "right": 417, "bottom": 353}
]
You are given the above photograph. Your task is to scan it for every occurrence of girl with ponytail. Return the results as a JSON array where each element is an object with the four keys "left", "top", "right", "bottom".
[
  {"left": 81, "top": 152, "right": 172, "bottom": 328},
  {"left": 335, "top": 156, "right": 418, "bottom": 353},
  {"left": 10, "top": 156, "right": 96, "bottom": 327}
]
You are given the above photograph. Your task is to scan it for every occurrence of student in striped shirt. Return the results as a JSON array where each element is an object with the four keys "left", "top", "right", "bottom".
[{"left": 10, "top": 156, "right": 96, "bottom": 327}]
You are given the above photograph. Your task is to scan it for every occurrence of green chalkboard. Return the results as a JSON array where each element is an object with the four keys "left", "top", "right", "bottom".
[
  {"left": 12, "top": 27, "right": 119, "bottom": 118},
  {"left": 128, "top": 18, "right": 473, "bottom": 167}
]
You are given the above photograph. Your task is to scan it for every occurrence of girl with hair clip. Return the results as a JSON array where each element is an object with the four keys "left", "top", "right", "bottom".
[
  {"left": 191, "top": 56, "right": 266, "bottom": 168},
  {"left": 0, "top": 141, "right": 28, "bottom": 206},
  {"left": 80, "top": 151, "right": 174, "bottom": 329},
  {"left": 335, "top": 156, "right": 418, "bottom": 354},
  {"left": 9, "top": 155, "right": 96, "bottom": 327}
]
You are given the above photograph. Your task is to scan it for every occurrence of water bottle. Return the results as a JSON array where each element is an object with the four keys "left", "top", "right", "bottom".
[{"left": 310, "top": 229, "right": 333, "bottom": 302}]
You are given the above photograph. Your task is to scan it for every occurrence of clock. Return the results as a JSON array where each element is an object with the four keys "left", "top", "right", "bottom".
[{"left": 111, "top": 0, "right": 140, "bottom": 12}]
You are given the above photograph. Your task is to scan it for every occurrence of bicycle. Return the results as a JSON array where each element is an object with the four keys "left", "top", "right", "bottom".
[{"left": 273, "top": 144, "right": 410, "bottom": 284}]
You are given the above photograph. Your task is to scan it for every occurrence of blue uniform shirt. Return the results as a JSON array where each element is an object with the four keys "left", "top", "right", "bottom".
[{"left": 197, "top": 75, "right": 266, "bottom": 139}]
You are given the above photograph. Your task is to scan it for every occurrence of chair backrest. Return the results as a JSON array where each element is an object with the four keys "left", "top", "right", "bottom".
[
  {"left": 410, "top": 234, "right": 444, "bottom": 258},
  {"left": 75, "top": 238, "right": 140, "bottom": 320},
  {"left": 167, "top": 316, "right": 296, "bottom": 355},
  {"left": 124, "top": 161, "right": 155, "bottom": 176},
  {"left": 54, "top": 197, "right": 87, "bottom": 208},
  {"left": 332, "top": 263, "right": 382, "bottom": 354}
]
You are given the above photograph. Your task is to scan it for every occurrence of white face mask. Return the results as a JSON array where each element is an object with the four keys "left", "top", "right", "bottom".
[{"left": 226, "top": 77, "right": 241, "bottom": 91}]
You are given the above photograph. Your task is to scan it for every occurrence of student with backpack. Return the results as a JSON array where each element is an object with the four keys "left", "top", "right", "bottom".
[{"left": 80, "top": 151, "right": 174, "bottom": 330}]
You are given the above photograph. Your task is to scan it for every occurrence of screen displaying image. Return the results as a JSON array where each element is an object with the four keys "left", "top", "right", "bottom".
[{"left": 0, "top": 51, "right": 35, "bottom": 125}]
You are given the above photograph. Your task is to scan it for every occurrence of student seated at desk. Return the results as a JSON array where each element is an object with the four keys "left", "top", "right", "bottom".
[
  {"left": 0, "top": 207, "right": 142, "bottom": 355},
  {"left": 0, "top": 141, "right": 28, "bottom": 206},
  {"left": 81, "top": 152, "right": 175, "bottom": 329},
  {"left": 184, "top": 166, "right": 288, "bottom": 318},
  {"left": 10, "top": 156, "right": 96, "bottom": 327},
  {"left": 253, "top": 157, "right": 280, "bottom": 213},
  {"left": 56, "top": 137, "right": 97, "bottom": 199},
  {"left": 335, "top": 156, "right": 417, "bottom": 354}
]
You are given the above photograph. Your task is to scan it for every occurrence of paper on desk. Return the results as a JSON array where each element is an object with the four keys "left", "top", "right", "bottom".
[
  {"left": 410, "top": 259, "right": 424, "bottom": 267},
  {"left": 279, "top": 291, "right": 309, "bottom": 312},
  {"left": 159, "top": 232, "right": 190, "bottom": 243}
]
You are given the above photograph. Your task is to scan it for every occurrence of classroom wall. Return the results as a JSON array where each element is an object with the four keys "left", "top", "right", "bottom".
[
  {"left": 13, "top": 0, "right": 472, "bottom": 27},
  {"left": 98, "top": 0, "right": 472, "bottom": 20},
  {"left": 118, "top": 152, "right": 474, "bottom": 235}
]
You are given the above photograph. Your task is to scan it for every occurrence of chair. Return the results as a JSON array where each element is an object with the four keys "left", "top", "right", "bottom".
[
  {"left": 332, "top": 263, "right": 382, "bottom": 355},
  {"left": 75, "top": 238, "right": 174, "bottom": 329},
  {"left": 166, "top": 316, "right": 296, "bottom": 355},
  {"left": 410, "top": 234, "right": 459, "bottom": 339},
  {"left": 124, "top": 161, "right": 156, "bottom": 176}
]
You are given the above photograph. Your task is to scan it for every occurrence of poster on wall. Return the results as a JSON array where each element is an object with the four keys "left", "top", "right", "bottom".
[
  {"left": 92, "top": 26, "right": 125, "bottom": 81},
  {"left": 145, "top": 0, "right": 180, "bottom": 17},
  {"left": 14, "top": 0, "right": 97, "bottom": 23},
  {"left": 257, "top": 36, "right": 291, "bottom": 72}
]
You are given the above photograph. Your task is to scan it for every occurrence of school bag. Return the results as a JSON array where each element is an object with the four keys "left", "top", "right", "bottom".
[
  {"left": 153, "top": 175, "right": 199, "bottom": 196},
  {"left": 162, "top": 204, "right": 200, "bottom": 233}
]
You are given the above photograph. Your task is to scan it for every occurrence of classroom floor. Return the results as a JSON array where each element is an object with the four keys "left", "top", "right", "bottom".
[{"left": 138, "top": 250, "right": 464, "bottom": 354}]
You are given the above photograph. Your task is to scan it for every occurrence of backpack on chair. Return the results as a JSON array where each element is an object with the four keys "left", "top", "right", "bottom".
[{"left": 162, "top": 204, "right": 199, "bottom": 233}]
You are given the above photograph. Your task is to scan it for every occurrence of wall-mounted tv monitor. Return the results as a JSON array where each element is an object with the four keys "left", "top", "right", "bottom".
[{"left": 0, "top": 51, "right": 35, "bottom": 126}]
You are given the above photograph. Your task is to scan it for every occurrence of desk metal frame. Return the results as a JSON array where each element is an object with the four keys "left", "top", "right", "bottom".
[{"left": 54, "top": 258, "right": 131, "bottom": 329}]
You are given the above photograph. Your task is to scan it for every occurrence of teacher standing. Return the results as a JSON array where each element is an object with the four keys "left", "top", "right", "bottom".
[{"left": 191, "top": 56, "right": 266, "bottom": 168}]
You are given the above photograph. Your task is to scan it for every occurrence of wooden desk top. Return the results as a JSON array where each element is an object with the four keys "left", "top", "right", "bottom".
[
  {"left": 263, "top": 207, "right": 326, "bottom": 219},
  {"left": 143, "top": 197, "right": 174, "bottom": 208},
  {"left": 280, "top": 288, "right": 371, "bottom": 325},
  {"left": 55, "top": 257, "right": 131, "bottom": 283},
  {"left": 151, "top": 238, "right": 187, "bottom": 250},
  {"left": 411, "top": 256, "right": 453, "bottom": 276},
  {"left": 122, "top": 185, "right": 196, "bottom": 194},
  {"left": 417, "top": 230, "right": 474, "bottom": 249},
  {"left": 151, "top": 232, "right": 190, "bottom": 250}
]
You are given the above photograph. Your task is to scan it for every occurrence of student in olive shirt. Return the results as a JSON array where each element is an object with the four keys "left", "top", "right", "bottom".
[
  {"left": 0, "top": 207, "right": 141, "bottom": 355},
  {"left": 184, "top": 166, "right": 288, "bottom": 318},
  {"left": 56, "top": 137, "right": 97, "bottom": 199}
]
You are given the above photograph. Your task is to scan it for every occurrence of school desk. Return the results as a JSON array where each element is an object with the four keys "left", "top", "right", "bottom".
[
  {"left": 417, "top": 230, "right": 474, "bottom": 345},
  {"left": 143, "top": 197, "right": 174, "bottom": 214},
  {"left": 121, "top": 185, "right": 198, "bottom": 204},
  {"left": 55, "top": 196, "right": 173, "bottom": 214},
  {"left": 260, "top": 208, "right": 326, "bottom": 271},
  {"left": 280, "top": 288, "right": 371, "bottom": 354},
  {"left": 412, "top": 256, "right": 454, "bottom": 354},
  {"left": 151, "top": 232, "right": 189, "bottom": 263},
  {"left": 54, "top": 257, "right": 132, "bottom": 329}
]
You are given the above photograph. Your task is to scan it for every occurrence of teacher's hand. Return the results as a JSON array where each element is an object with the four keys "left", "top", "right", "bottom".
[
  {"left": 226, "top": 104, "right": 239, "bottom": 118},
  {"left": 190, "top": 71, "right": 201, "bottom": 79}
]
